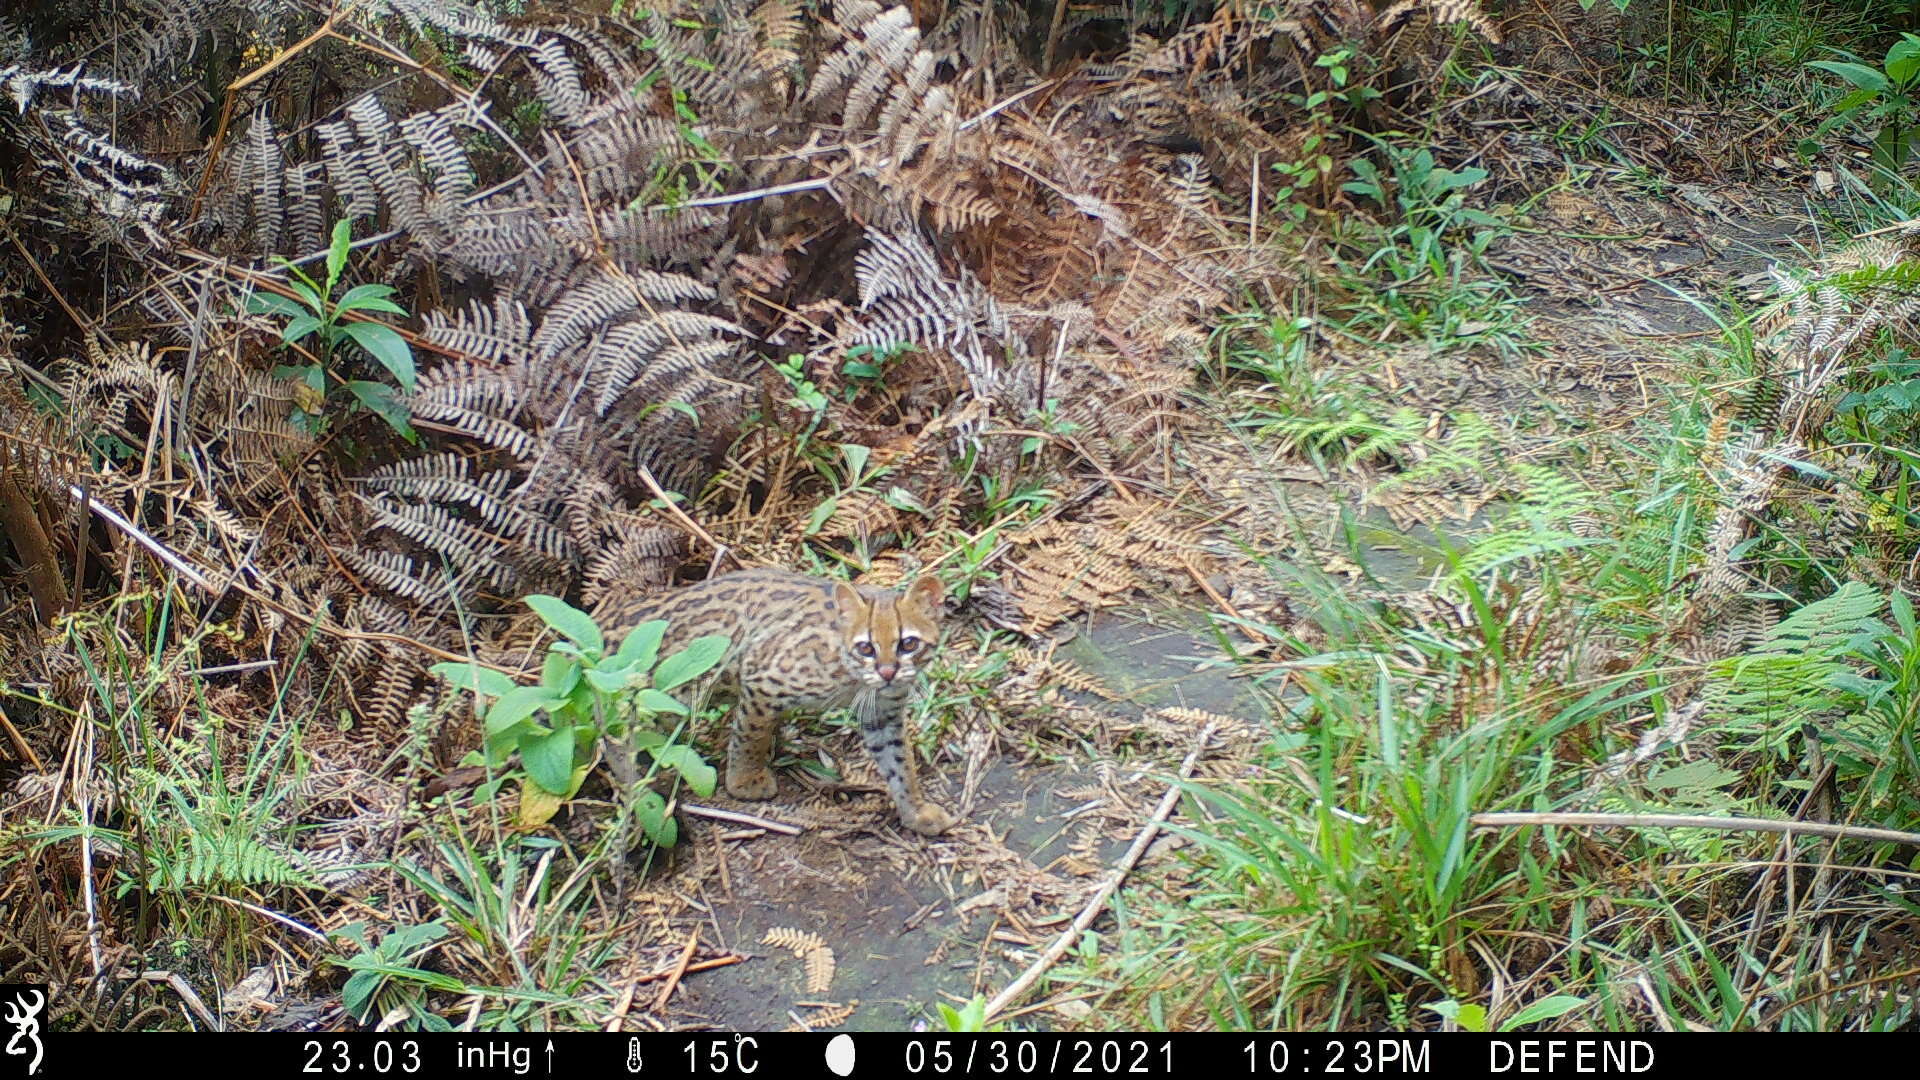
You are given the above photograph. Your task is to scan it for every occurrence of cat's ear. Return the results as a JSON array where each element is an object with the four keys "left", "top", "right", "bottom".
[
  {"left": 831, "top": 581, "right": 864, "bottom": 619},
  {"left": 904, "top": 575, "right": 944, "bottom": 614}
]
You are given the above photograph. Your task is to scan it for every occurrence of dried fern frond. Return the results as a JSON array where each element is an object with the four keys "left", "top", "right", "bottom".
[
  {"left": 851, "top": 228, "right": 1009, "bottom": 399},
  {"left": 803, "top": 946, "right": 836, "bottom": 993},
  {"left": 761, "top": 927, "right": 826, "bottom": 955},
  {"left": 1374, "top": 0, "right": 1504, "bottom": 44}
]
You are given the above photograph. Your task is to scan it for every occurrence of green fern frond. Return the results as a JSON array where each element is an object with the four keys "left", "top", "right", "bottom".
[
  {"left": 1704, "top": 583, "right": 1889, "bottom": 754},
  {"left": 148, "top": 831, "right": 314, "bottom": 892}
]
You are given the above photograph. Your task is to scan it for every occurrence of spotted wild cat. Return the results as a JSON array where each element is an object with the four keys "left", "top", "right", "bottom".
[{"left": 603, "top": 569, "right": 956, "bottom": 835}]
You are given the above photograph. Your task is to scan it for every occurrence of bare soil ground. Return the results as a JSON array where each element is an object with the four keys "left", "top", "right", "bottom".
[{"left": 639, "top": 177, "right": 1829, "bottom": 1030}]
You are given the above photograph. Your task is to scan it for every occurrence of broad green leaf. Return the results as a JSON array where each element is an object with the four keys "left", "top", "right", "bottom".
[
  {"left": 584, "top": 667, "right": 632, "bottom": 694},
  {"left": 519, "top": 724, "right": 576, "bottom": 794},
  {"left": 611, "top": 620, "right": 668, "bottom": 672},
  {"left": 247, "top": 291, "right": 310, "bottom": 318},
  {"left": 429, "top": 661, "right": 516, "bottom": 699},
  {"left": 485, "top": 685, "right": 562, "bottom": 733},
  {"left": 633, "top": 688, "right": 690, "bottom": 716},
  {"left": 331, "top": 921, "right": 373, "bottom": 950},
  {"left": 386, "top": 921, "right": 449, "bottom": 951},
  {"left": 805, "top": 495, "right": 837, "bottom": 536},
  {"left": 634, "top": 789, "right": 678, "bottom": 847},
  {"left": 483, "top": 726, "right": 521, "bottom": 767},
  {"left": 541, "top": 651, "right": 582, "bottom": 697},
  {"left": 334, "top": 959, "right": 462, "bottom": 993},
  {"left": 1888, "top": 36, "right": 1920, "bottom": 86},
  {"left": 1833, "top": 87, "right": 1878, "bottom": 113},
  {"left": 653, "top": 743, "right": 717, "bottom": 797},
  {"left": 342, "top": 970, "right": 378, "bottom": 1020},
  {"left": 341, "top": 321, "right": 416, "bottom": 392},
  {"left": 1500, "top": 995, "right": 1588, "bottom": 1031},
  {"left": 286, "top": 279, "right": 325, "bottom": 314},
  {"left": 1809, "top": 60, "right": 1889, "bottom": 94},
  {"left": 336, "top": 283, "right": 407, "bottom": 316},
  {"left": 569, "top": 659, "right": 596, "bottom": 698},
  {"left": 1648, "top": 759, "right": 1740, "bottom": 793},
  {"left": 326, "top": 219, "right": 352, "bottom": 291},
  {"left": 281, "top": 313, "right": 323, "bottom": 345},
  {"left": 653, "top": 634, "right": 730, "bottom": 691},
  {"left": 345, "top": 380, "right": 416, "bottom": 441},
  {"left": 884, "top": 486, "right": 929, "bottom": 514},
  {"left": 525, "top": 595, "right": 605, "bottom": 655},
  {"left": 518, "top": 779, "right": 564, "bottom": 827},
  {"left": 1418, "top": 999, "right": 1491, "bottom": 1032},
  {"left": 840, "top": 442, "right": 871, "bottom": 479}
]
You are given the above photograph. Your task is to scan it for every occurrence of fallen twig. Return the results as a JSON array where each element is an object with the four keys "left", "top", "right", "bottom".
[
  {"left": 635, "top": 954, "right": 747, "bottom": 984},
  {"left": 0, "top": 702, "right": 45, "bottom": 771},
  {"left": 652, "top": 930, "right": 701, "bottom": 1013},
  {"left": 983, "top": 721, "right": 1216, "bottom": 1023},
  {"left": 209, "top": 895, "right": 328, "bottom": 944},
  {"left": 137, "top": 969, "right": 221, "bottom": 1031},
  {"left": 1470, "top": 811, "right": 1920, "bottom": 849},
  {"left": 68, "top": 484, "right": 213, "bottom": 590},
  {"left": 681, "top": 803, "right": 804, "bottom": 835}
]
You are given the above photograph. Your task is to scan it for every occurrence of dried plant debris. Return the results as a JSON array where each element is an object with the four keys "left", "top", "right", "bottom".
[
  {"left": 760, "top": 927, "right": 827, "bottom": 957},
  {"left": 803, "top": 946, "right": 837, "bottom": 994},
  {"left": 785, "top": 1000, "right": 858, "bottom": 1031}
]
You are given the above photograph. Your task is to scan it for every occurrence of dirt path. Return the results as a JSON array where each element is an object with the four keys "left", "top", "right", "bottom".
[{"left": 643, "top": 180, "right": 1822, "bottom": 1032}]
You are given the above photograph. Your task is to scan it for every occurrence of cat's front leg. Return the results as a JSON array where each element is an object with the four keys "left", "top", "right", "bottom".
[{"left": 859, "top": 698, "right": 955, "bottom": 835}]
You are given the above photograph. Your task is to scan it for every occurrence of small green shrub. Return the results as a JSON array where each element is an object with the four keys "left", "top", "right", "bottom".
[
  {"left": 247, "top": 219, "right": 418, "bottom": 438},
  {"left": 432, "top": 596, "right": 728, "bottom": 843}
]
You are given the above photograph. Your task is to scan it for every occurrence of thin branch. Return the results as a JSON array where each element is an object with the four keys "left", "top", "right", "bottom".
[
  {"left": 652, "top": 929, "right": 701, "bottom": 1012},
  {"left": 68, "top": 484, "right": 213, "bottom": 591},
  {"left": 983, "top": 720, "right": 1216, "bottom": 1023},
  {"left": 680, "top": 803, "right": 803, "bottom": 835},
  {"left": 1470, "top": 812, "right": 1920, "bottom": 849},
  {"left": 137, "top": 970, "right": 221, "bottom": 1031}
]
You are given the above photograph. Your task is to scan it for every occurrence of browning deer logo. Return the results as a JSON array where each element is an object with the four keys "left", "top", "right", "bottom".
[{"left": 2, "top": 988, "right": 42, "bottom": 1077}]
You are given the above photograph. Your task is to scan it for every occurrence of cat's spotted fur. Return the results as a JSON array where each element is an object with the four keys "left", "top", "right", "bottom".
[{"left": 604, "top": 569, "right": 955, "bottom": 835}]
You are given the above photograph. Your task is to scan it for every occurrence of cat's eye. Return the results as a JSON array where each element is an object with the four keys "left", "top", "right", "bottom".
[
  {"left": 854, "top": 641, "right": 876, "bottom": 658},
  {"left": 898, "top": 636, "right": 920, "bottom": 653}
]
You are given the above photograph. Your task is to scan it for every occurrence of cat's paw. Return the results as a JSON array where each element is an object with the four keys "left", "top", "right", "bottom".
[
  {"left": 725, "top": 766, "right": 779, "bottom": 801},
  {"left": 905, "top": 803, "right": 958, "bottom": 836}
]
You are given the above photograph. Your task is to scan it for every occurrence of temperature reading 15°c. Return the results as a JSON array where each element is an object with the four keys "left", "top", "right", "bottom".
[{"left": 684, "top": 1036, "right": 759, "bottom": 1074}]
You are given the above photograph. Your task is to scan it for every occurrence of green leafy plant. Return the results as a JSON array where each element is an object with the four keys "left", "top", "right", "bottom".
[
  {"left": 331, "top": 920, "right": 462, "bottom": 1031},
  {"left": 842, "top": 340, "right": 916, "bottom": 384},
  {"left": 775, "top": 353, "right": 831, "bottom": 416},
  {"left": 1342, "top": 141, "right": 1504, "bottom": 279},
  {"left": 431, "top": 596, "right": 728, "bottom": 839},
  {"left": 1267, "top": 48, "right": 1381, "bottom": 230},
  {"left": 1331, "top": 136, "right": 1524, "bottom": 353},
  {"left": 247, "top": 219, "right": 418, "bottom": 438},
  {"left": 1426, "top": 994, "right": 1589, "bottom": 1032},
  {"left": 1839, "top": 344, "right": 1920, "bottom": 428},
  {"left": 936, "top": 994, "right": 997, "bottom": 1032},
  {"left": 1020, "top": 398, "right": 1082, "bottom": 457},
  {"left": 1804, "top": 34, "right": 1920, "bottom": 173}
]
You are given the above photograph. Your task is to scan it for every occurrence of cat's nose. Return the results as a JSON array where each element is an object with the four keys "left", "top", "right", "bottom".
[{"left": 877, "top": 663, "right": 898, "bottom": 682}]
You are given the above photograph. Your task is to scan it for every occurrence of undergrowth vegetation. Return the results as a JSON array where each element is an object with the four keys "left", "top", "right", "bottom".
[{"left": 2, "top": 0, "right": 1917, "bottom": 1035}]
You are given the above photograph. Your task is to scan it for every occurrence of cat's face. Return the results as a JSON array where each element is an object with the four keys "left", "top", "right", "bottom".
[{"left": 833, "top": 576, "right": 944, "bottom": 687}]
